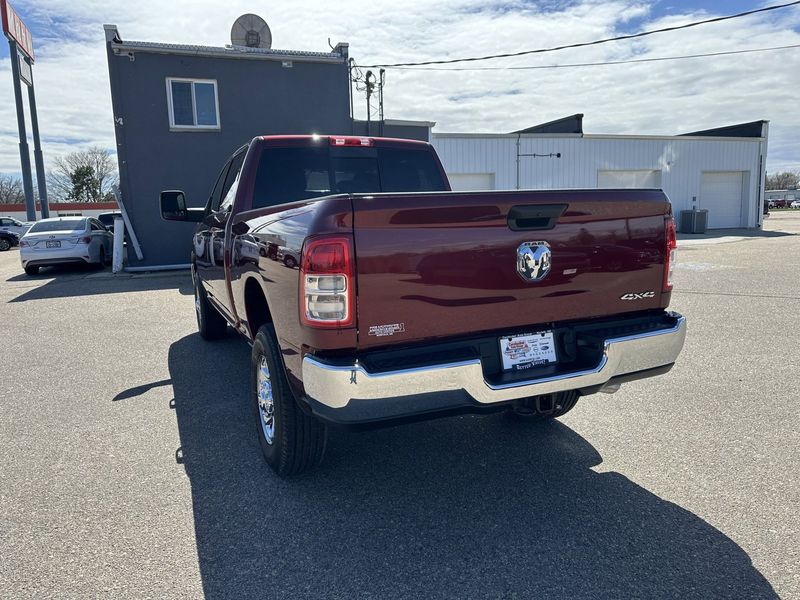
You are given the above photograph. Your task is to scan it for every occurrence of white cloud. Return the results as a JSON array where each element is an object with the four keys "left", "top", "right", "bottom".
[{"left": 1, "top": 0, "right": 799, "bottom": 176}]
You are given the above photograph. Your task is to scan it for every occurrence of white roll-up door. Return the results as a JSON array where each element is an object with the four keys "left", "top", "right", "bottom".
[
  {"left": 597, "top": 170, "right": 662, "bottom": 188},
  {"left": 448, "top": 173, "right": 495, "bottom": 191},
  {"left": 700, "top": 172, "right": 744, "bottom": 228}
]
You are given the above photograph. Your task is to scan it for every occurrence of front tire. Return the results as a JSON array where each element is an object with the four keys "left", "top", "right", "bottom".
[
  {"left": 0, "top": 238, "right": 10, "bottom": 251},
  {"left": 194, "top": 273, "right": 227, "bottom": 340},
  {"left": 251, "top": 323, "right": 327, "bottom": 476},
  {"left": 283, "top": 255, "right": 297, "bottom": 269}
]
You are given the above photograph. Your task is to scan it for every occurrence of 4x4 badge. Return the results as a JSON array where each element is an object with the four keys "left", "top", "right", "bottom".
[{"left": 620, "top": 291, "right": 655, "bottom": 300}]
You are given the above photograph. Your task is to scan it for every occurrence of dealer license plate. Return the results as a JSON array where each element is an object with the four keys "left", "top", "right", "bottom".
[
  {"left": 499, "top": 331, "right": 557, "bottom": 372},
  {"left": 46, "top": 240, "right": 61, "bottom": 248}
]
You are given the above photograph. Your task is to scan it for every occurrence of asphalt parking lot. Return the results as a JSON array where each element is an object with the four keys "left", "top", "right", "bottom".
[{"left": 1, "top": 213, "right": 798, "bottom": 599}]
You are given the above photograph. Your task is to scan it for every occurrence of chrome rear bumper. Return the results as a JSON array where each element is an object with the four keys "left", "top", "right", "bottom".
[{"left": 302, "top": 313, "right": 686, "bottom": 418}]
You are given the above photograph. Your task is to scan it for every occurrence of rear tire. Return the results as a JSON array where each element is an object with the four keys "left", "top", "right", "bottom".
[
  {"left": 194, "top": 273, "right": 227, "bottom": 340},
  {"left": 252, "top": 323, "right": 327, "bottom": 476},
  {"left": 283, "top": 255, "right": 297, "bottom": 269},
  {"left": 24, "top": 265, "right": 39, "bottom": 276},
  {"left": 509, "top": 390, "right": 580, "bottom": 421}
]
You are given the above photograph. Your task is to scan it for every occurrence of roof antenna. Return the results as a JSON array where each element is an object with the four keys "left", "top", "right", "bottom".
[{"left": 328, "top": 37, "right": 335, "bottom": 51}]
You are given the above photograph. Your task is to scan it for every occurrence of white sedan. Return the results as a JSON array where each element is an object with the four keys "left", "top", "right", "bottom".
[
  {"left": 791, "top": 200, "right": 800, "bottom": 209},
  {"left": 0, "top": 216, "right": 32, "bottom": 237},
  {"left": 20, "top": 216, "right": 112, "bottom": 276}
]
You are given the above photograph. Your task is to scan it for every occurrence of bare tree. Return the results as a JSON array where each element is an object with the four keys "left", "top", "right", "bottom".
[
  {"left": 766, "top": 170, "right": 800, "bottom": 190},
  {"left": 0, "top": 174, "right": 25, "bottom": 204},
  {"left": 47, "top": 147, "right": 118, "bottom": 202}
]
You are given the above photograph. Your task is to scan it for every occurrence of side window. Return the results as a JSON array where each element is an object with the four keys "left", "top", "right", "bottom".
[
  {"left": 0, "top": 219, "right": 9, "bottom": 226},
  {"left": 207, "top": 162, "right": 231, "bottom": 214},
  {"left": 90, "top": 221, "right": 102, "bottom": 231},
  {"left": 219, "top": 151, "right": 247, "bottom": 212}
]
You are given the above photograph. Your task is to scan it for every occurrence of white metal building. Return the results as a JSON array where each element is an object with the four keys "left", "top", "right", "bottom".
[{"left": 432, "top": 116, "right": 768, "bottom": 229}]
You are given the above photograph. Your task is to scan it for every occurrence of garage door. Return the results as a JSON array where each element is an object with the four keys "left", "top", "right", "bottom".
[
  {"left": 700, "top": 172, "right": 744, "bottom": 228},
  {"left": 597, "top": 170, "right": 661, "bottom": 188},
  {"left": 448, "top": 173, "right": 495, "bottom": 191}
]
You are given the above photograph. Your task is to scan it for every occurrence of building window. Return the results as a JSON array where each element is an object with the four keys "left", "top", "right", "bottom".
[{"left": 166, "top": 78, "right": 220, "bottom": 130}]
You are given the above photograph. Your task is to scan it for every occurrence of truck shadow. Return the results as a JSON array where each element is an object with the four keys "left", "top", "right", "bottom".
[{"left": 166, "top": 333, "right": 776, "bottom": 600}]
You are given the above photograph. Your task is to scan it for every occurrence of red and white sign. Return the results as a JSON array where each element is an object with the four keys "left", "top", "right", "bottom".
[{"left": 1, "top": 0, "right": 34, "bottom": 62}]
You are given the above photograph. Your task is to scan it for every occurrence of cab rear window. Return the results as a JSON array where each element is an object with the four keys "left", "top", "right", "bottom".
[
  {"left": 376, "top": 148, "right": 447, "bottom": 193},
  {"left": 253, "top": 145, "right": 446, "bottom": 209}
]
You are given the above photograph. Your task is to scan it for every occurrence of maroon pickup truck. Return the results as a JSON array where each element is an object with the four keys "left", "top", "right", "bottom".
[{"left": 160, "top": 135, "right": 686, "bottom": 476}]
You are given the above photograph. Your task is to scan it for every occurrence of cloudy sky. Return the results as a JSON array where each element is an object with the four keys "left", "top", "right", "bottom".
[{"left": 1, "top": 0, "right": 799, "bottom": 178}]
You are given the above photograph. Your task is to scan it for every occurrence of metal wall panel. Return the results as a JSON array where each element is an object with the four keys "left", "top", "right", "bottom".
[{"left": 432, "top": 135, "right": 764, "bottom": 228}]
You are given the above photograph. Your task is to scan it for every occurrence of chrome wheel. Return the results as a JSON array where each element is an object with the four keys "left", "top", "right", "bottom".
[{"left": 257, "top": 355, "right": 275, "bottom": 444}]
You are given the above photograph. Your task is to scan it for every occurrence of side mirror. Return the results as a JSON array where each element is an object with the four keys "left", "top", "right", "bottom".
[
  {"left": 160, "top": 190, "right": 204, "bottom": 222},
  {"left": 161, "top": 190, "right": 188, "bottom": 220}
]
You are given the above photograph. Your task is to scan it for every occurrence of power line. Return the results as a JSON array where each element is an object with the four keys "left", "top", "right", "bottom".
[
  {"left": 361, "top": 1, "right": 800, "bottom": 68},
  {"left": 387, "top": 44, "right": 800, "bottom": 71}
]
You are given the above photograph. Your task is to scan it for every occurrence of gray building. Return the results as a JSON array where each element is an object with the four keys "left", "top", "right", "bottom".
[
  {"left": 433, "top": 116, "right": 768, "bottom": 230},
  {"left": 104, "top": 24, "right": 429, "bottom": 268}
]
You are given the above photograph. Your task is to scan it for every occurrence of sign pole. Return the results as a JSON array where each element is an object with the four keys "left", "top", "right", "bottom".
[
  {"left": 24, "top": 55, "right": 49, "bottom": 218},
  {"left": 8, "top": 40, "right": 36, "bottom": 221}
]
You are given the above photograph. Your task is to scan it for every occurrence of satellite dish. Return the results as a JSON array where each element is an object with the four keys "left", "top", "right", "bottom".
[{"left": 231, "top": 14, "right": 272, "bottom": 49}]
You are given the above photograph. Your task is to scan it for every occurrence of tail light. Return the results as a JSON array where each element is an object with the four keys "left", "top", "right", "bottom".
[
  {"left": 300, "top": 236, "right": 355, "bottom": 328},
  {"left": 329, "top": 136, "right": 372, "bottom": 147},
  {"left": 663, "top": 217, "right": 677, "bottom": 292},
  {"left": 78, "top": 236, "right": 92, "bottom": 244},
  {"left": 19, "top": 240, "right": 29, "bottom": 247}
]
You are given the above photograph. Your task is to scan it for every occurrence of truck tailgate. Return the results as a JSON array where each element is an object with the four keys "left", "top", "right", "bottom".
[{"left": 353, "top": 189, "right": 671, "bottom": 349}]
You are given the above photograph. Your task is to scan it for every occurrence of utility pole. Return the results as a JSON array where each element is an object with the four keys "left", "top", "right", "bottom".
[
  {"left": 348, "top": 58, "right": 355, "bottom": 134},
  {"left": 378, "top": 69, "right": 385, "bottom": 137},
  {"left": 365, "top": 70, "right": 375, "bottom": 136}
]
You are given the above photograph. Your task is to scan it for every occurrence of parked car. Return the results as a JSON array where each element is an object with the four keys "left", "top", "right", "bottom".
[
  {"left": 791, "top": 200, "right": 800, "bottom": 209},
  {"left": 19, "top": 216, "right": 113, "bottom": 275},
  {"left": 97, "top": 211, "right": 122, "bottom": 230},
  {"left": 0, "top": 230, "right": 20, "bottom": 251},
  {"left": 160, "top": 135, "right": 686, "bottom": 476},
  {"left": 767, "top": 198, "right": 790, "bottom": 208},
  {"left": 0, "top": 216, "right": 32, "bottom": 237},
  {"left": 276, "top": 246, "right": 300, "bottom": 268}
]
